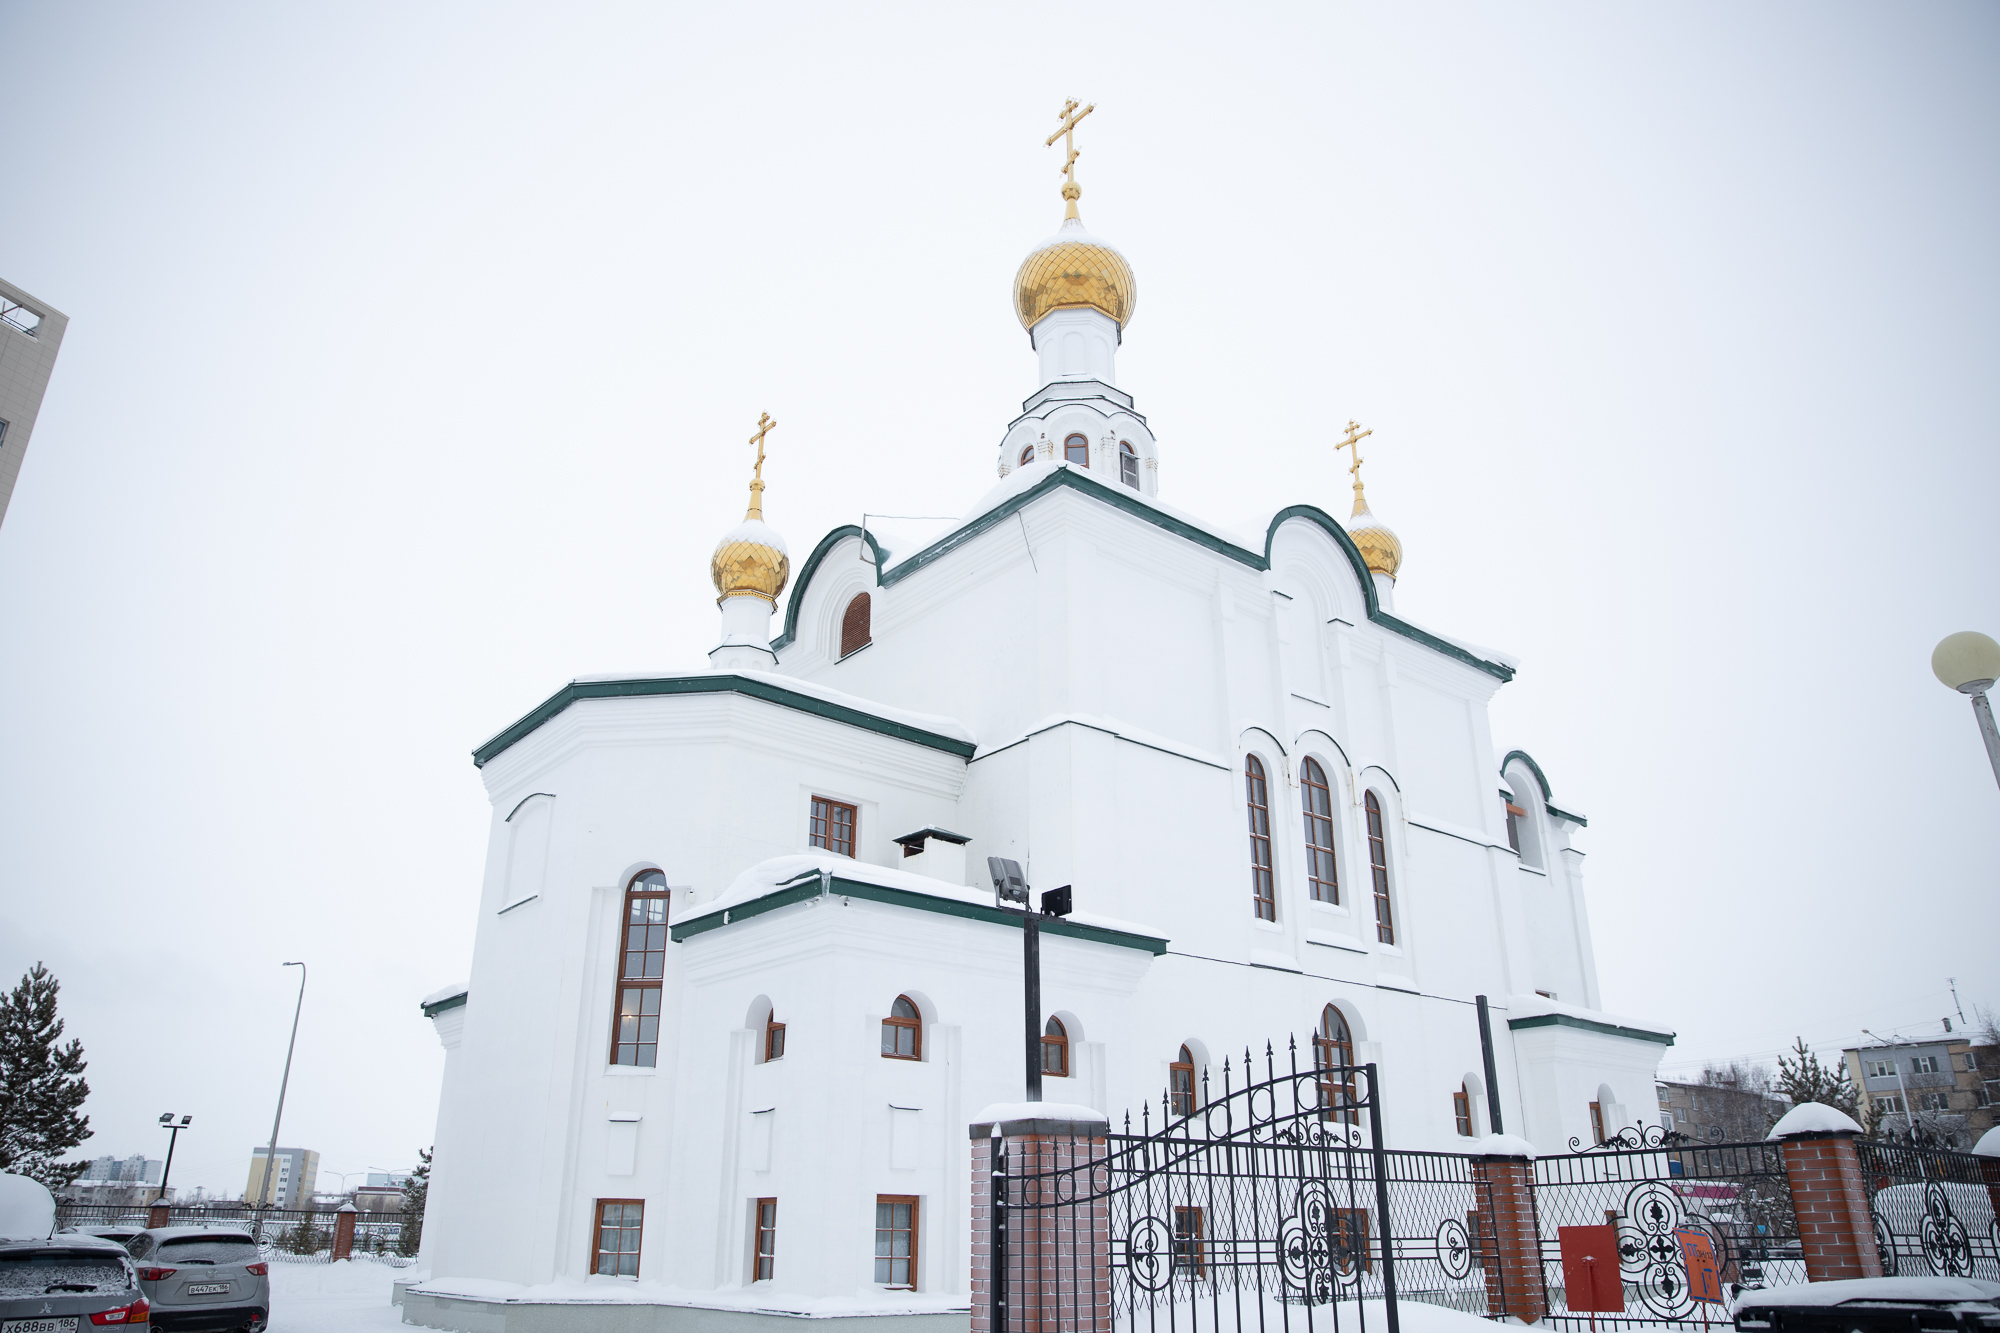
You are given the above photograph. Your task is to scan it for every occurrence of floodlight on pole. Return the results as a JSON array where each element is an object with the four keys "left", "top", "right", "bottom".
[
  {"left": 1931, "top": 631, "right": 2000, "bottom": 791},
  {"left": 155, "top": 1113, "right": 191, "bottom": 1204}
]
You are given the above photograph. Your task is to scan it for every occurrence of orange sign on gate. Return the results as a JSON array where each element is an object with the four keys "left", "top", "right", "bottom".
[{"left": 1675, "top": 1227, "right": 1725, "bottom": 1305}]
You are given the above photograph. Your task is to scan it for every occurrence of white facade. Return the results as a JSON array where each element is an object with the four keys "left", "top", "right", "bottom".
[{"left": 412, "top": 209, "right": 1674, "bottom": 1323}]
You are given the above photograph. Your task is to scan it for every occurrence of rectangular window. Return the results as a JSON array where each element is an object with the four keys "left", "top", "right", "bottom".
[
  {"left": 1588, "top": 1101, "right": 1606, "bottom": 1145},
  {"left": 1876, "top": 1094, "right": 1905, "bottom": 1114},
  {"left": 591, "top": 1199, "right": 643, "bottom": 1277},
  {"left": 753, "top": 1199, "right": 777, "bottom": 1281},
  {"left": 1466, "top": 1210, "right": 1486, "bottom": 1270},
  {"left": 765, "top": 1017, "right": 786, "bottom": 1062},
  {"left": 1919, "top": 1091, "right": 1950, "bottom": 1112},
  {"left": 1866, "top": 1060, "right": 1894, "bottom": 1079},
  {"left": 1453, "top": 1087, "right": 1473, "bottom": 1137},
  {"left": 1364, "top": 792, "right": 1393, "bottom": 944},
  {"left": 1911, "top": 1055, "right": 1940, "bottom": 1075},
  {"left": 1172, "top": 1206, "right": 1204, "bottom": 1276},
  {"left": 874, "top": 1196, "right": 917, "bottom": 1289},
  {"left": 1245, "top": 758, "right": 1275, "bottom": 921},
  {"left": 1333, "top": 1208, "right": 1372, "bottom": 1272},
  {"left": 611, "top": 881, "right": 669, "bottom": 1066},
  {"left": 810, "top": 796, "right": 857, "bottom": 858},
  {"left": 1503, "top": 799, "right": 1525, "bottom": 854}
]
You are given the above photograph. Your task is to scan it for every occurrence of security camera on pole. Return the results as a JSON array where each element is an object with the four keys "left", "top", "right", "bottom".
[{"left": 987, "top": 858, "right": 1073, "bottom": 1103}]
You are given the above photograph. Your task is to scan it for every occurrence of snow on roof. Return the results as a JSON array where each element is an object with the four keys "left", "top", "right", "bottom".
[
  {"left": 1767, "top": 1101, "right": 1863, "bottom": 1139},
  {"left": 0, "top": 1173, "right": 55, "bottom": 1241},
  {"left": 953, "top": 459, "right": 1257, "bottom": 562},
  {"left": 680, "top": 852, "right": 1166, "bottom": 944},
  {"left": 972, "top": 1101, "right": 1109, "bottom": 1127},
  {"left": 1977, "top": 1126, "right": 2000, "bottom": 1158},
  {"left": 1735, "top": 1277, "right": 2000, "bottom": 1310},
  {"left": 976, "top": 712, "right": 1227, "bottom": 769},
  {"left": 409, "top": 1275, "right": 970, "bottom": 1317},
  {"left": 421, "top": 981, "right": 469, "bottom": 1010},
  {"left": 1506, "top": 993, "right": 1675, "bottom": 1040},
  {"left": 1466, "top": 1133, "right": 1538, "bottom": 1160}
]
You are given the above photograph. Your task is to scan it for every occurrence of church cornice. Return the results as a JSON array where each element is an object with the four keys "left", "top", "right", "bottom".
[
  {"left": 772, "top": 468, "right": 1517, "bottom": 685},
  {"left": 469, "top": 672, "right": 977, "bottom": 769}
]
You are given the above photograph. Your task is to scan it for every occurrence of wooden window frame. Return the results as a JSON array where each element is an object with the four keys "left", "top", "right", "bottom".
[
  {"left": 1315, "top": 1004, "right": 1358, "bottom": 1126},
  {"left": 590, "top": 1198, "right": 644, "bottom": 1277},
  {"left": 1364, "top": 791, "right": 1394, "bottom": 944},
  {"left": 1172, "top": 1205, "right": 1205, "bottom": 1276},
  {"left": 1042, "top": 1016, "right": 1069, "bottom": 1078},
  {"left": 874, "top": 1194, "right": 919, "bottom": 1290},
  {"left": 1119, "top": 440, "right": 1139, "bottom": 489},
  {"left": 1245, "top": 755, "right": 1275, "bottom": 921},
  {"left": 882, "top": 995, "right": 922, "bottom": 1061},
  {"left": 1588, "top": 1100, "right": 1606, "bottom": 1145},
  {"left": 1503, "top": 797, "right": 1525, "bottom": 854},
  {"left": 840, "top": 593, "right": 872, "bottom": 658},
  {"left": 1170, "top": 1045, "right": 1196, "bottom": 1119},
  {"left": 1466, "top": 1209, "right": 1487, "bottom": 1271},
  {"left": 609, "top": 872, "right": 670, "bottom": 1067},
  {"left": 1333, "top": 1207, "right": 1373, "bottom": 1273},
  {"left": 765, "top": 1011, "right": 786, "bottom": 1062},
  {"left": 810, "top": 796, "right": 857, "bottom": 858},
  {"left": 1301, "top": 757, "right": 1340, "bottom": 905},
  {"left": 1454, "top": 1085, "right": 1473, "bottom": 1137},
  {"left": 753, "top": 1198, "right": 777, "bottom": 1281},
  {"left": 1019, "top": 444, "right": 1036, "bottom": 466},
  {"left": 1064, "top": 433, "right": 1090, "bottom": 468}
]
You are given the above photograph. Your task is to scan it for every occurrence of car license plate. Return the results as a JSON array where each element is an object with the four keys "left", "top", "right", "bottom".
[
  {"left": 3, "top": 1318, "right": 79, "bottom": 1332},
  {"left": 186, "top": 1282, "right": 230, "bottom": 1294}
]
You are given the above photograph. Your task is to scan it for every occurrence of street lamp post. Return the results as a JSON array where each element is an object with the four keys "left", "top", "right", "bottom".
[
  {"left": 256, "top": 962, "right": 308, "bottom": 1241},
  {"left": 1931, "top": 631, "right": 2000, "bottom": 791},
  {"left": 155, "top": 1113, "right": 191, "bottom": 1204},
  {"left": 1862, "top": 1029, "right": 1918, "bottom": 1136},
  {"left": 987, "top": 858, "right": 1074, "bottom": 1104}
]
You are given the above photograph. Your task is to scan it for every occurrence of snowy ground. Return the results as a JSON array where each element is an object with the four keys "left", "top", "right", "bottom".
[{"left": 267, "top": 1256, "right": 408, "bottom": 1331}]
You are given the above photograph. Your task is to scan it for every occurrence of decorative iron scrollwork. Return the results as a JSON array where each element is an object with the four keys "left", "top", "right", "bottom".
[
  {"left": 1569, "top": 1121, "right": 1695, "bottom": 1153},
  {"left": 1872, "top": 1208, "right": 1899, "bottom": 1277},
  {"left": 1918, "top": 1181, "right": 1973, "bottom": 1277},
  {"left": 1436, "top": 1217, "right": 1473, "bottom": 1280},
  {"left": 1125, "top": 1215, "right": 1174, "bottom": 1292}
]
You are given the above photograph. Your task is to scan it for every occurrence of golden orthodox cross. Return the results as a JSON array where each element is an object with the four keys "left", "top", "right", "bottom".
[
  {"left": 1334, "top": 420, "right": 1372, "bottom": 485},
  {"left": 1046, "top": 99, "right": 1095, "bottom": 216},
  {"left": 748, "top": 412, "right": 777, "bottom": 482}
]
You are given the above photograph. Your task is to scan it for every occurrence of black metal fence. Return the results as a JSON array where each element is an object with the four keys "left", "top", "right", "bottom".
[
  {"left": 54, "top": 1202, "right": 418, "bottom": 1259},
  {"left": 1531, "top": 1130, "right": 1803, "bottom": 1332},
  {"left": 1856, "top": 1139, "right": 2000, "bottom": 1280},
  {"left": 995, "top": 1040, "right": 1507, "bottom": 1333}
]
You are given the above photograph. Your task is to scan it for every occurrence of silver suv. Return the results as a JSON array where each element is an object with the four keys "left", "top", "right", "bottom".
[
  {"left": 125, "top": 1228, "right": 268, "bottom": 1333},
  {"left": 0, "top": 1232, "right": 150, "bottom": 1329}
]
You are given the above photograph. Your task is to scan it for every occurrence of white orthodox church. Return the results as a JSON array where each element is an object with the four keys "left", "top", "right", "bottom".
[{"left": 405, "top": 124, "right": 1674, "bottom": 1332}]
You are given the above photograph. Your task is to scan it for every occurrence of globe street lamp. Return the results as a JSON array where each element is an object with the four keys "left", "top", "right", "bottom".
[{"left": 1931, "top": 631, "right": 2000, "bottom": 791}]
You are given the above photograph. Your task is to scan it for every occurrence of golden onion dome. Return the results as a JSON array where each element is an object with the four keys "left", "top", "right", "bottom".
[
  {"left": 1345, "top": 497, "right": 1403, "bottom": 581},
  {"left": 711, "top": 515, "right": 790, "bottom": 605},
  {"left": 1014, "top": 216, "right": 1137, "bottom": 332}
]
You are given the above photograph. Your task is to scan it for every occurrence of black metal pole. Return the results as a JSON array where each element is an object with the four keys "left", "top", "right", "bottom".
[
  {"left": 1023, "top": 913, "right": 1042, "bottom": 1103},
  {"left": 1476, "top": 995, "right": 1504, "bottom": 1136},
  {"left": 157, "top": 1125, "right": 181, "bottom": 1204},
  {"left": 1366, "top": 1062, "right": 1401, "bottom": 1333}
]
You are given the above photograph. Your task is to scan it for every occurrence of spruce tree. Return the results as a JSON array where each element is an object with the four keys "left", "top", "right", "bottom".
[
  {"left": 397, "top": 1147, "right": 431, "bottom": 1256},
  {"left": 0, "top": 963, "right": 92, "bottom": 1187},
  {"left": 1773, "top": 1036, "right": 1878, "bottom": 1131}
]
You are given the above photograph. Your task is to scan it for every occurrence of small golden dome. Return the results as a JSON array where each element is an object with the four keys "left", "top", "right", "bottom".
[
  {"left": 711, "top": 517, "right": 790, "bottom": 605},
  {"left": 1346, "top": 499, "right": 1403, "bottom": 581},
  {"left": 1015, "top": 217, "right": 1137, "bottom": 332}
]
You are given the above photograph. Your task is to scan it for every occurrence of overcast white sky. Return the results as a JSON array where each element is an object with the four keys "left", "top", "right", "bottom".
[{"left": 2, "top": 3, "right": 1996, "bottom": 1196}]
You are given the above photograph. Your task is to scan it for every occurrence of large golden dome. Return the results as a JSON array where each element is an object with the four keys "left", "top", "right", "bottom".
[
  {"left": 1015, "top": 217, "right": 1137, "bottom": 332},
  {"left": 711, "top": 517, "right": 790, "bottom": 605},
  {"left": 1345, "top": 499, "right": 1403, "bottom": 581}
]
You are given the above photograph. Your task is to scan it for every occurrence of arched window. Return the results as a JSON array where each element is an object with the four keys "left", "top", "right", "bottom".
[
  {"left": 765, "top": 1009, "right": 786, "bottom": 1061},
  {"left": 611, "top": 870, "right": 669, "bottom": 1066},
  {"left": 840, "top": 592, "right": 871, "bottom": 658},
  {"left": 1064, "top": 433, "right": 1089, "bottom": 467},
  {"left": 1365, "top": 792, "right": 1394, "bottom": 944},
  {"left": 1119, "top": 440, "right": 1139, "bottom": 489},
  {"left": 1170, "top": 1045, "right": 1196, "bottom": 1118},
  {"left": 1301, "top": 758, "right": 1339, "bottom": 905},
  {"left": 1245, "top": 756, "right": 1275, "bottom": 920},
  {"left": 881, "top": 995, "right": 921, "bottom": 1061},
  {"left": 1453, "top": 1083, "right": 1473, "bottom": 1137},
  {"left": 1315, "top": 1004, "right": 1358, "bottom": 1125},
  {"left": 1042, "top": 1017, "right": 1069, "bottom": 1077},
  {"left": 1020, "top": 444, "right": 1036, "bottom": 467}
]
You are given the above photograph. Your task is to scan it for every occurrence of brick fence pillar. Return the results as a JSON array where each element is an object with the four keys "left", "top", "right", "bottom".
[
  {"left": 1470, "top": 1148, "right": 1548, "bottom": 1323},
  {"left": 970, "top": 1108, "right": 1111, "bottom": 1333},
  {"left": 331, "top": 1204, "right": 358, "bottom": 1262},
  {"left": 147, "top": 1200, "right": 172, "bottom": 1229},
  {"left": 1771, "top": 1109, "right": 1881, "bottom": 1282}
]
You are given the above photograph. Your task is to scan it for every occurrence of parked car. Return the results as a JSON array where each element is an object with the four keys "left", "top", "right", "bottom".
[
  {"left": 0, "top": 1173, "right": 151, "bottom": 1329},
  {"left": 61, "top": 1224, "right": 150, "bottom": 1248},
  {"left": 126, "top": 1228, "right": 268, "bottom": 1332},
  {"left": 1735, "top": 1276, "right": 2000, "bottom": 1332}
]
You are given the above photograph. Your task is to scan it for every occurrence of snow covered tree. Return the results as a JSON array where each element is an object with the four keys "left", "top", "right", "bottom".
[
  {"left": 397, "top": 1148, "right": 431, "bottom": 1257},
  {"left": 1773, "top": 1037, "right": 1880, "bottom": 1133},
  {"left": 0, "top": 963, "right": 92, "bottom": 1188}
]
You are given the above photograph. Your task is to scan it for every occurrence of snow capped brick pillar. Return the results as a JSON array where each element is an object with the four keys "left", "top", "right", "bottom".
[
  {"left": 147, "top": 1200, "right": 171, "bottom": 1229},
  {"left": 1768, "top": 1104, "right": 1881, "bottom": 1282},
  {"left": 1468, "top": 1136, "right": 1548, "bottom": 1323},
  {"left": 332, "top": 1203, "right": 358, "bottom": 1262},
  {"left": 971, "top": 1105, "right": 1111, "bottom": 1333}
]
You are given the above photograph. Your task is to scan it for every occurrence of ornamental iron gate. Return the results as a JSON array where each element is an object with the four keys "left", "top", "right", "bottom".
[
  {"left": 1532, "top": 1129, "right": 1804, "bottom": 1332},
  {"left": 991, "top": 1041, "right": 1506, "bottom": 1333},
  {"left": 1856, "top": 1139, "right": 2000, "bottom": 1280}
]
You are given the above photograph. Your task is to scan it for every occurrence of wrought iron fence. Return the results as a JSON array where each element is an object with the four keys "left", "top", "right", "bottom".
[
  {"left": 1856, "top": 1139, "right": 2000, "bottom": 1280},
  {"left": 53, "top": 1202, "right": 417, "bottom": 1261},
  {"left": 1532, "top": 1131, "right": 1802, "bottom": 1332},
  {"left": 995, "top": 1040, "right": 1503, "bottom": 1333}
]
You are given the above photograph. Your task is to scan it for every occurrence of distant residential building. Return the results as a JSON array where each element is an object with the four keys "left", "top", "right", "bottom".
[
  {"left": 245, "top": 1147, "right": 320, "bottom": 1209},
  {"left": 353, "top": 1184, "right": 405, "bottom": 1214},
  {"left": 61, "top": 1155, "right": 172, "bottom": 1206},
  {"left": 1843, "top": 1037, "right": 1996, "bottom": 1147},
  {"left": 1656, "top": 1079, "right": 1787, "bottom": 1144},
  {"left": 0, "top": 277, "right": 69, "bottom": 530},
  {"left": 365, "top": 1172, "right": 408, "bottom": 1189}
]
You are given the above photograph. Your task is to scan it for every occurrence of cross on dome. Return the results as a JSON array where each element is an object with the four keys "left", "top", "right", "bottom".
[{"left": 1046, "top": 99, "right": 1095, "bottom": 220}]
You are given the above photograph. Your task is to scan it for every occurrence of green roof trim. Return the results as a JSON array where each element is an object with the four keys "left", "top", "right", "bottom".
[
  {"left": 1508, "top": 1012, "right": 1674, "bottom": 1046},
  {"left": 773, "top": 469, "right": 1514, "bottom": 683},
  {"left": 671, "top": 872, "right": 1169, "bottom": 955},
  {"left": 1545, "top": 803, "right": 1588, "bottom": 828},
  {"left": 471, "top": 674, "right": 976, "bottom": 769},
  {"left": 421, "top": 991, "right": 468, "bottom": 1019},
  {"left": 1501, "top": 750, "right": 1553, "bottom": 800}
]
